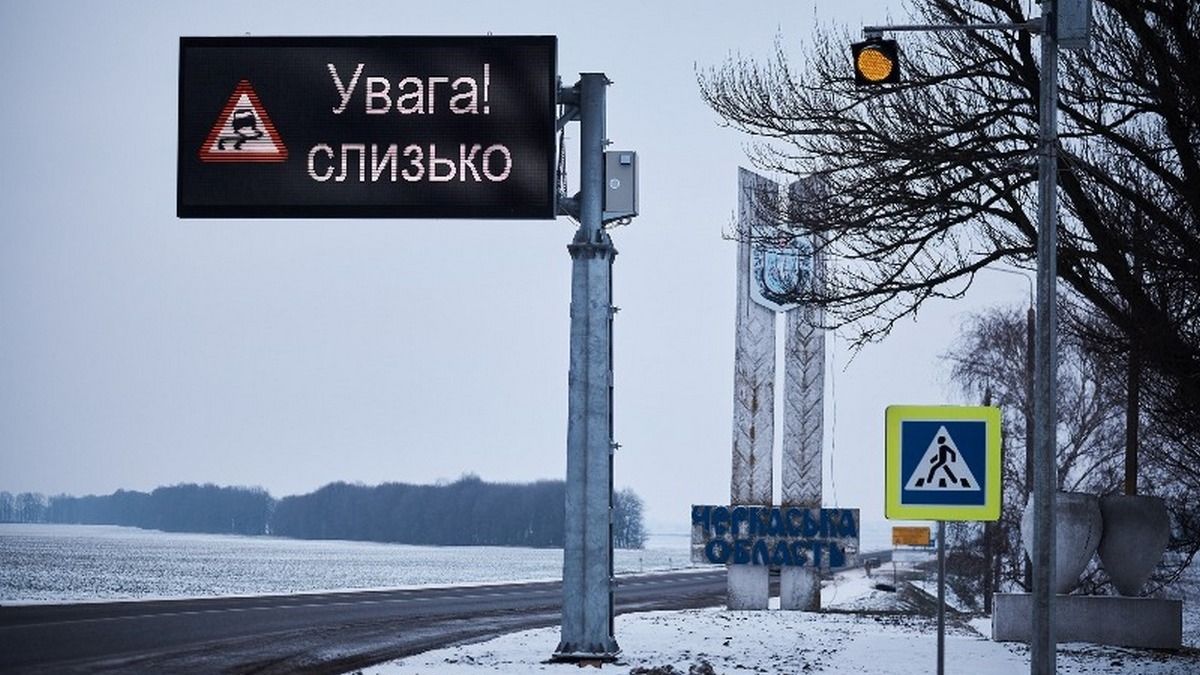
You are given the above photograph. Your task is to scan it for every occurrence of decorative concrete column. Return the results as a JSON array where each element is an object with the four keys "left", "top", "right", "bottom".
[
  {"left": 780, "top": 177, "right": 826, "bottom": 610},
  {"left": 780, "top": 304, "right": 825, "bottom": 610},
  {"left": 728, "top": 168, "right": 776, "bottom": 610}
]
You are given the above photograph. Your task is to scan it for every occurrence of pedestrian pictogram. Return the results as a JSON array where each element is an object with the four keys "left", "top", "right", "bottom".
[
  {"left": 904, "top": 426, "right": 981, "bottom": 491},
  {"left": 885, "top": 405, "right": 1001, "bottom": 521},
  {"left": 198, "top": 80, "right": 287, "bottom": 163}
]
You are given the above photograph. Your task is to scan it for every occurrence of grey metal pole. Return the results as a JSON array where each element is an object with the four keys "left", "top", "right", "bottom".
[
  {"left": 555, "top": 72, "right": 618, "bottom": 662},
  {"left": 1031, "top": 0, "right": 1059, "bottom": 672},
  {"left": 982, "top": 390, "right": 994, "bottom": 616},
  {"left": 857, "top": 8, "right": 1064, "bottom": 670},
  {"left": 937, "top": 520, "right": 945, "bottom": 675},
  {"left": 1025, "top": 306, "right": 1035, "bottom": 591},
  {"left": 1124, "top": 244, "right": 1142, "bottom": 496}
]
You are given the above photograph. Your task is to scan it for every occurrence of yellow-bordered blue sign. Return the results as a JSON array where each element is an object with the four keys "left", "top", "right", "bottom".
[{"left": 885, "top": 405, "right": 1001, "bottom": 521}]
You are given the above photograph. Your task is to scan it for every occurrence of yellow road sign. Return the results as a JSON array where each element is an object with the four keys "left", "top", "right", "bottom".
[
  {"left": 885, "top": 405, "right": 1002, "bottom": 521},
  {"left": 892, "top": 526, "right": 932, "bottom": 547}
]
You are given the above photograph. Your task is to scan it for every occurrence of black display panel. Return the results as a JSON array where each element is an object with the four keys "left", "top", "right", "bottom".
[{"left": 178, "top": 36, "right": 557, "bottom": 219}]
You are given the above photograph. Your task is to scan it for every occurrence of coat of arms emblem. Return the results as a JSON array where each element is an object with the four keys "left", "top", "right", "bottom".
[{"left": 750, "top": 235, "right": 814, "bottom": 312}]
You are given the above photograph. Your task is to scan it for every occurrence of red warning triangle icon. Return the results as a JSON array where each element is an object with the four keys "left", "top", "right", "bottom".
[{"left": 198, "top": 80, "right": 288, "bottom": 163}]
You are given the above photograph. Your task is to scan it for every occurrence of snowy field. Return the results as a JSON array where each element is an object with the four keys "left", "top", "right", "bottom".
[
  {"left": 0, "top": 522, "right": 902, "bottom": 604},
  {"left": 364, "top": 567, "right": 1200, "bottom": 675},
  {"left": 0, "top": 524, "right": 692, "bottom": 603}
]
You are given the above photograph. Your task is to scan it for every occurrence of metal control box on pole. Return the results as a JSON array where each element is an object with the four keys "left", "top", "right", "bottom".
[{"left": 603, "top": 151, "right": 638, "bottom": 221}]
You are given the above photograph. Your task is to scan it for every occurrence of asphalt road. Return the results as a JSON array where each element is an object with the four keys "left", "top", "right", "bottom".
[{"left": 0, "top": 569, "right": 729, "bottom": 674}]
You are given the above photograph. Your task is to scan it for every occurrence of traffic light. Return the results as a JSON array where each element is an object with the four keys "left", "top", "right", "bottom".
[{"left": 851, "top": 38, "right": 900, "bottom": 86}]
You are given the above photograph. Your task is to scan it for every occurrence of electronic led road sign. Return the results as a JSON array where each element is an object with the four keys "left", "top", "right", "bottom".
[{"left": 178, "top": 36, "right": 557, "bottom": 219}]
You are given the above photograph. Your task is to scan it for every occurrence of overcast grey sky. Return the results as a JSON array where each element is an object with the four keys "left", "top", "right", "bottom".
[{"left": 0, "top": 0, "right": 1032, "bottom": 531}]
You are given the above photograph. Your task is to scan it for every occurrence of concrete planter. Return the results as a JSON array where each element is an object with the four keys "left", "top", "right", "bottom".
[
  {"left": 1021, "top": 491, "right": 1102, "bottom": 594},
  {"left": 1098, "top": 494, "right": 1170, "bottom": 596}
]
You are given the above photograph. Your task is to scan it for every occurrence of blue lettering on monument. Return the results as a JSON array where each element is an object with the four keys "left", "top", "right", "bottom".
[
  {"left": 766, "top": 509, "right": 785, "bottom": 536},
  {"left": 692, "top": 505, "right": 861, "bottom": 568},
  {"left": 732, "top": 506, "right": 749, "bottom": 536},
  {"left": 701, "top": 538, "right": 853, "bottom": 567},
  {"left": 752, "top": 539, "right": 771, "bottom": 565},
  {"left": 839, "top": 510, "right": 857, "bottom": 537},
  {"left": 733, "top": 539, "right": 752, "bottom": 564},
  {"left": 802, "top": 510, "right": 819, "bottom": 537},
  {"left": 790, "top": 541, "right": 809, "bottom": 566},
  {"left": 705, "top": 539, "right": 731, "bottom": 564},
  {"left": 828, "top": 542, "right": 846, "bottom": 567},
  {"left": 770, "top": 541, "right": 793, "bottom": 566},
  {"left": 712, "top": 506, "right": 730, "bottom": 536},
  {"left": 785, "top": 507, "right": 804, "bottom": 536}
]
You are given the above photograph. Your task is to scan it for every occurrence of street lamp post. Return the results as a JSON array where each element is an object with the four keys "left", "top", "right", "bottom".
[{"left": 1030, "top": 4, "right": 1061, "bottom": 671}]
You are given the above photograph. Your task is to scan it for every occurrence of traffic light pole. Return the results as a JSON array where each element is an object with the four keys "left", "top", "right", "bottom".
[
  {"left": 1030, "top": 3, "right": 1060, "bottom": 673},
  {"left": 863, "top": 1, "right": 1064, "bottom": 673},
  {"left": 862, "top": 21, "right": 1034, "bottom": 33}
]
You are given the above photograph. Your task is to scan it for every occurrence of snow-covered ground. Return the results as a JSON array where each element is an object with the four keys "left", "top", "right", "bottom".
[
  {"left": 0, "top": 524, "right": 693, "bottom": 602},
  {"left": 361, "top": 567, "right": 1200, "bottom": 675}
]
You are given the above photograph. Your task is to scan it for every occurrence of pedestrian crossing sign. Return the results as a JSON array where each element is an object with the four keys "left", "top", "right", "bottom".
[{"left": 885, "top": 405, "right": 1002, "bottom": 521}]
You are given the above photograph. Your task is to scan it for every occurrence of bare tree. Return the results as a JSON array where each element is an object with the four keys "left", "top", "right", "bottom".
[
  {"left": 950, "top": 306, "right": 1124, "bottom": 489},
  {"left": 698, "top": 0, "right": 1199, "bottom": 445},
  {"left": 0, "top": 491, "right": 13, "bottom": 522},
  {"left": 946, "top": 305, "right": 1195, "bottom": 592},
  {"left": 14, "top": 493, "right": 47, "bottom": 523},
  {"left": 612, "top": 488, "right": 647, "bottom": 550},
  {"left": 700, "top": 2, "right": 1200, "bottom": 589},
  {"left": 946, "top": 307, "right": 1116, "bottom": 593}
]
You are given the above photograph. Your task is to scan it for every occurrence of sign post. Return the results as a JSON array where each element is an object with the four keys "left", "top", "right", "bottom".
[
  {"left": 179, "top": 37, "right": 633, "bottom": 662},
  {"left": 937, "top": 520, "right": 946, "bottom": 675},
  {"left": 553, "top": 73, "right": 620, "bottom": 663},
  {"left": 885, "top": 405, "right": 1002, "bottom": 674}
]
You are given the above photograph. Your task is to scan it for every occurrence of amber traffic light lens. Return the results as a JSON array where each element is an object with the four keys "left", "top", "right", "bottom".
[
  {"left": 856, "top": 47, "right": 895, "bottom": 82},
  {"left": 851, "top": 38, "right": 900, "bottom": 86}
]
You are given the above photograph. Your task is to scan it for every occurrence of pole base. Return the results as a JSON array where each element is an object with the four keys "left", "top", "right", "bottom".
[{"left": 551, "top": 644, "right": 621, "bottom": 664}]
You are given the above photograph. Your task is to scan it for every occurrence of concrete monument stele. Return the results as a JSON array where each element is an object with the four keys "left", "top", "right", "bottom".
[{"left": 724, "top": 168, "right": 832, "bottom": 611}]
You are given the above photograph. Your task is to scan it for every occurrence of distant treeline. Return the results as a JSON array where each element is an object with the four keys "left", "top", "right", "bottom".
[
  {"left": 42, "top": 484, "right": 272, "bottom": 536},
  {"left": 0, "top": 476, "right": 647, "bottom": 549}
]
